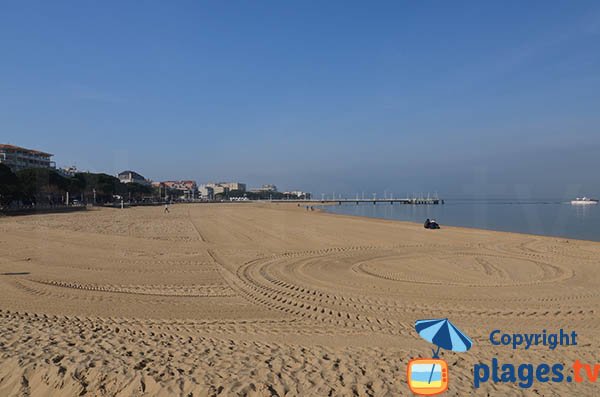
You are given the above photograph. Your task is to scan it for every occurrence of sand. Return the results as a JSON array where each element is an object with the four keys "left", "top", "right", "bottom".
[{"left": 0, "top": 203, "right": 599, "bottom": 396}]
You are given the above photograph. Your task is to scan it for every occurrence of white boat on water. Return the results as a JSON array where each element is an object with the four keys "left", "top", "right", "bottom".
[{"left": 571, "top": 197, "right": 599, "bottom": 205}]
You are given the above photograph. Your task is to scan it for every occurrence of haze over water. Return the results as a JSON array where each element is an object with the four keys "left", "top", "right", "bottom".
[{"left": 323, "top": 200, "right": 600, "bottom": 242}]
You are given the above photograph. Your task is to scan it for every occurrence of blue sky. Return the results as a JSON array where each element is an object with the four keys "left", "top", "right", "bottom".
[{"left": 1, "top": 1, "right": 599, "bottom": 198}]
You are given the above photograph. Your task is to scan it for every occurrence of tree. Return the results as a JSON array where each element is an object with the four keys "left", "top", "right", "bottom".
[
  {"left": 16, "top": 168, "right": 74, "bottom": 204},
  {"left": 0, "top": 164, "right": 20, "bottom": 206},
  {"left": 228, "top": 189, "right": 246, "bottom": 198},
  {"left": 118, "top": 182, "right": 153, "bottom": 202},
  {"left": 74, "top": 172, "right": 122, "bottom": 203},
  {"left": 2, "top": 167, "right": 158, "bottom": 206}
]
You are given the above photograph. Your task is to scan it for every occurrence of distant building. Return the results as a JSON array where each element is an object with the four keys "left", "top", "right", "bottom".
[
  {"left": 58, "top": 165, "right": 79, "bottom": 177},
  {"left": 0, "top": 144, "right": 56, "bottom": 172},
  {"left": 201, "top": 183, "right": 226, "bottom": 196},
  {"left": 213, "top": 185, "right": 228, "bottom": 195},
  {"left": 261, "top": 184, "right": 277, "bottom": 192},
  {"left": 284, "top": 191, "right": 311, "bottom": 200},
  {"left": 162, "top": 180, "right": 197, "bottom": 192},
  {"left": 220, "top": 182, "right": 246, "bottom": 192},
  {"left": 199, "top": 185, "right": 214, "bottom": 200},
  {"left": 159, "top": 180, "right": 198, "bottom": 199},
  {"left": 200, "top": 182, "right": 246, "bottom": 197},
  {"left": 118, "top": 170, "right": 150, "bottom": 185},
  {"left": 250, "top": 184, "right": 278, "bottom": 194}
]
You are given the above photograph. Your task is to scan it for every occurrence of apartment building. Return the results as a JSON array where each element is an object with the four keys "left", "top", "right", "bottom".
[{"left": 0, "top": 144, "right": 56, "bottom": 172}]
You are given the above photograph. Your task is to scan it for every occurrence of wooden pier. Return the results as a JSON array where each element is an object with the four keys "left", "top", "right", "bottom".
[{"left": 269, "top": 198, "right": 444, "bottom": 205}]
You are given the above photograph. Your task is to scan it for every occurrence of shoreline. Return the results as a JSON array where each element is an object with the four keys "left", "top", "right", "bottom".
[{"left": 313, "top": 203, "right": 600, "bottom": 244}]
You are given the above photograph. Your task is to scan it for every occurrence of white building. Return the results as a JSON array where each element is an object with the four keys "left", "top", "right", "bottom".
[
  {"left": 118, "top": 170, "right": 150, "bottom": 186},
  {"left": 58, "top": 165, "right": 79, "bottom": 177},
  {"left": 200, "top": 182, "right": 246, "bottom": 197},
  {"left": 220, "top": 182, "right": 246, "bottom": 192},
  {"left": 199, "top": 185, "right": 214, "bottom": 199},
  {"left": 0, "top": 144, "right": 56, "bottom": 172},
  {"left": 284, "top": 191, "right": 311, "bottom": 199},
  {"left": 261, "top": 184, "right": 277, "bottom": 192}
]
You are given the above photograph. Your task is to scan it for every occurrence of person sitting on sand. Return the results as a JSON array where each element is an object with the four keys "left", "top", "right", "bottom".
[{"left": 424, "top": 218, "right": 431, "bottom": 229}]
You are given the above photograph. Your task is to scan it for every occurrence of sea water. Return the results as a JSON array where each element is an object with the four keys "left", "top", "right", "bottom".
[{"left": 322, "top": 200, "right": 600, "bottom": 242}]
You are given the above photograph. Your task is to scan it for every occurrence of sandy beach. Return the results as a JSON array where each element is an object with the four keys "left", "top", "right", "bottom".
[{"left": 1, "top": 203, "right": 599, "bottom": 396}]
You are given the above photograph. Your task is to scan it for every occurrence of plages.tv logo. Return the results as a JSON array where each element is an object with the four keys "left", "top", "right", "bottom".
[{"left": 407, "top": 318, "right": 473, "bottom": 396}]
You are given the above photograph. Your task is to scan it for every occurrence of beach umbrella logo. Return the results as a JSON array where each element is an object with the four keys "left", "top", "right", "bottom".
[{"left": 407, "top": 318, "right": 473, "bottom": 396}]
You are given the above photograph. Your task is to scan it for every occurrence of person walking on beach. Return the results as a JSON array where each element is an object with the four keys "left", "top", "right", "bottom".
[{"left": 164, "top": 203, "right": 170, "bottom": 214}]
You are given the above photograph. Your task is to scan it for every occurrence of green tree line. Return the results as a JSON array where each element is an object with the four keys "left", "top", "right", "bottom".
[{"left": 0, "top": 164, "right": 152, "bottom": 207}]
